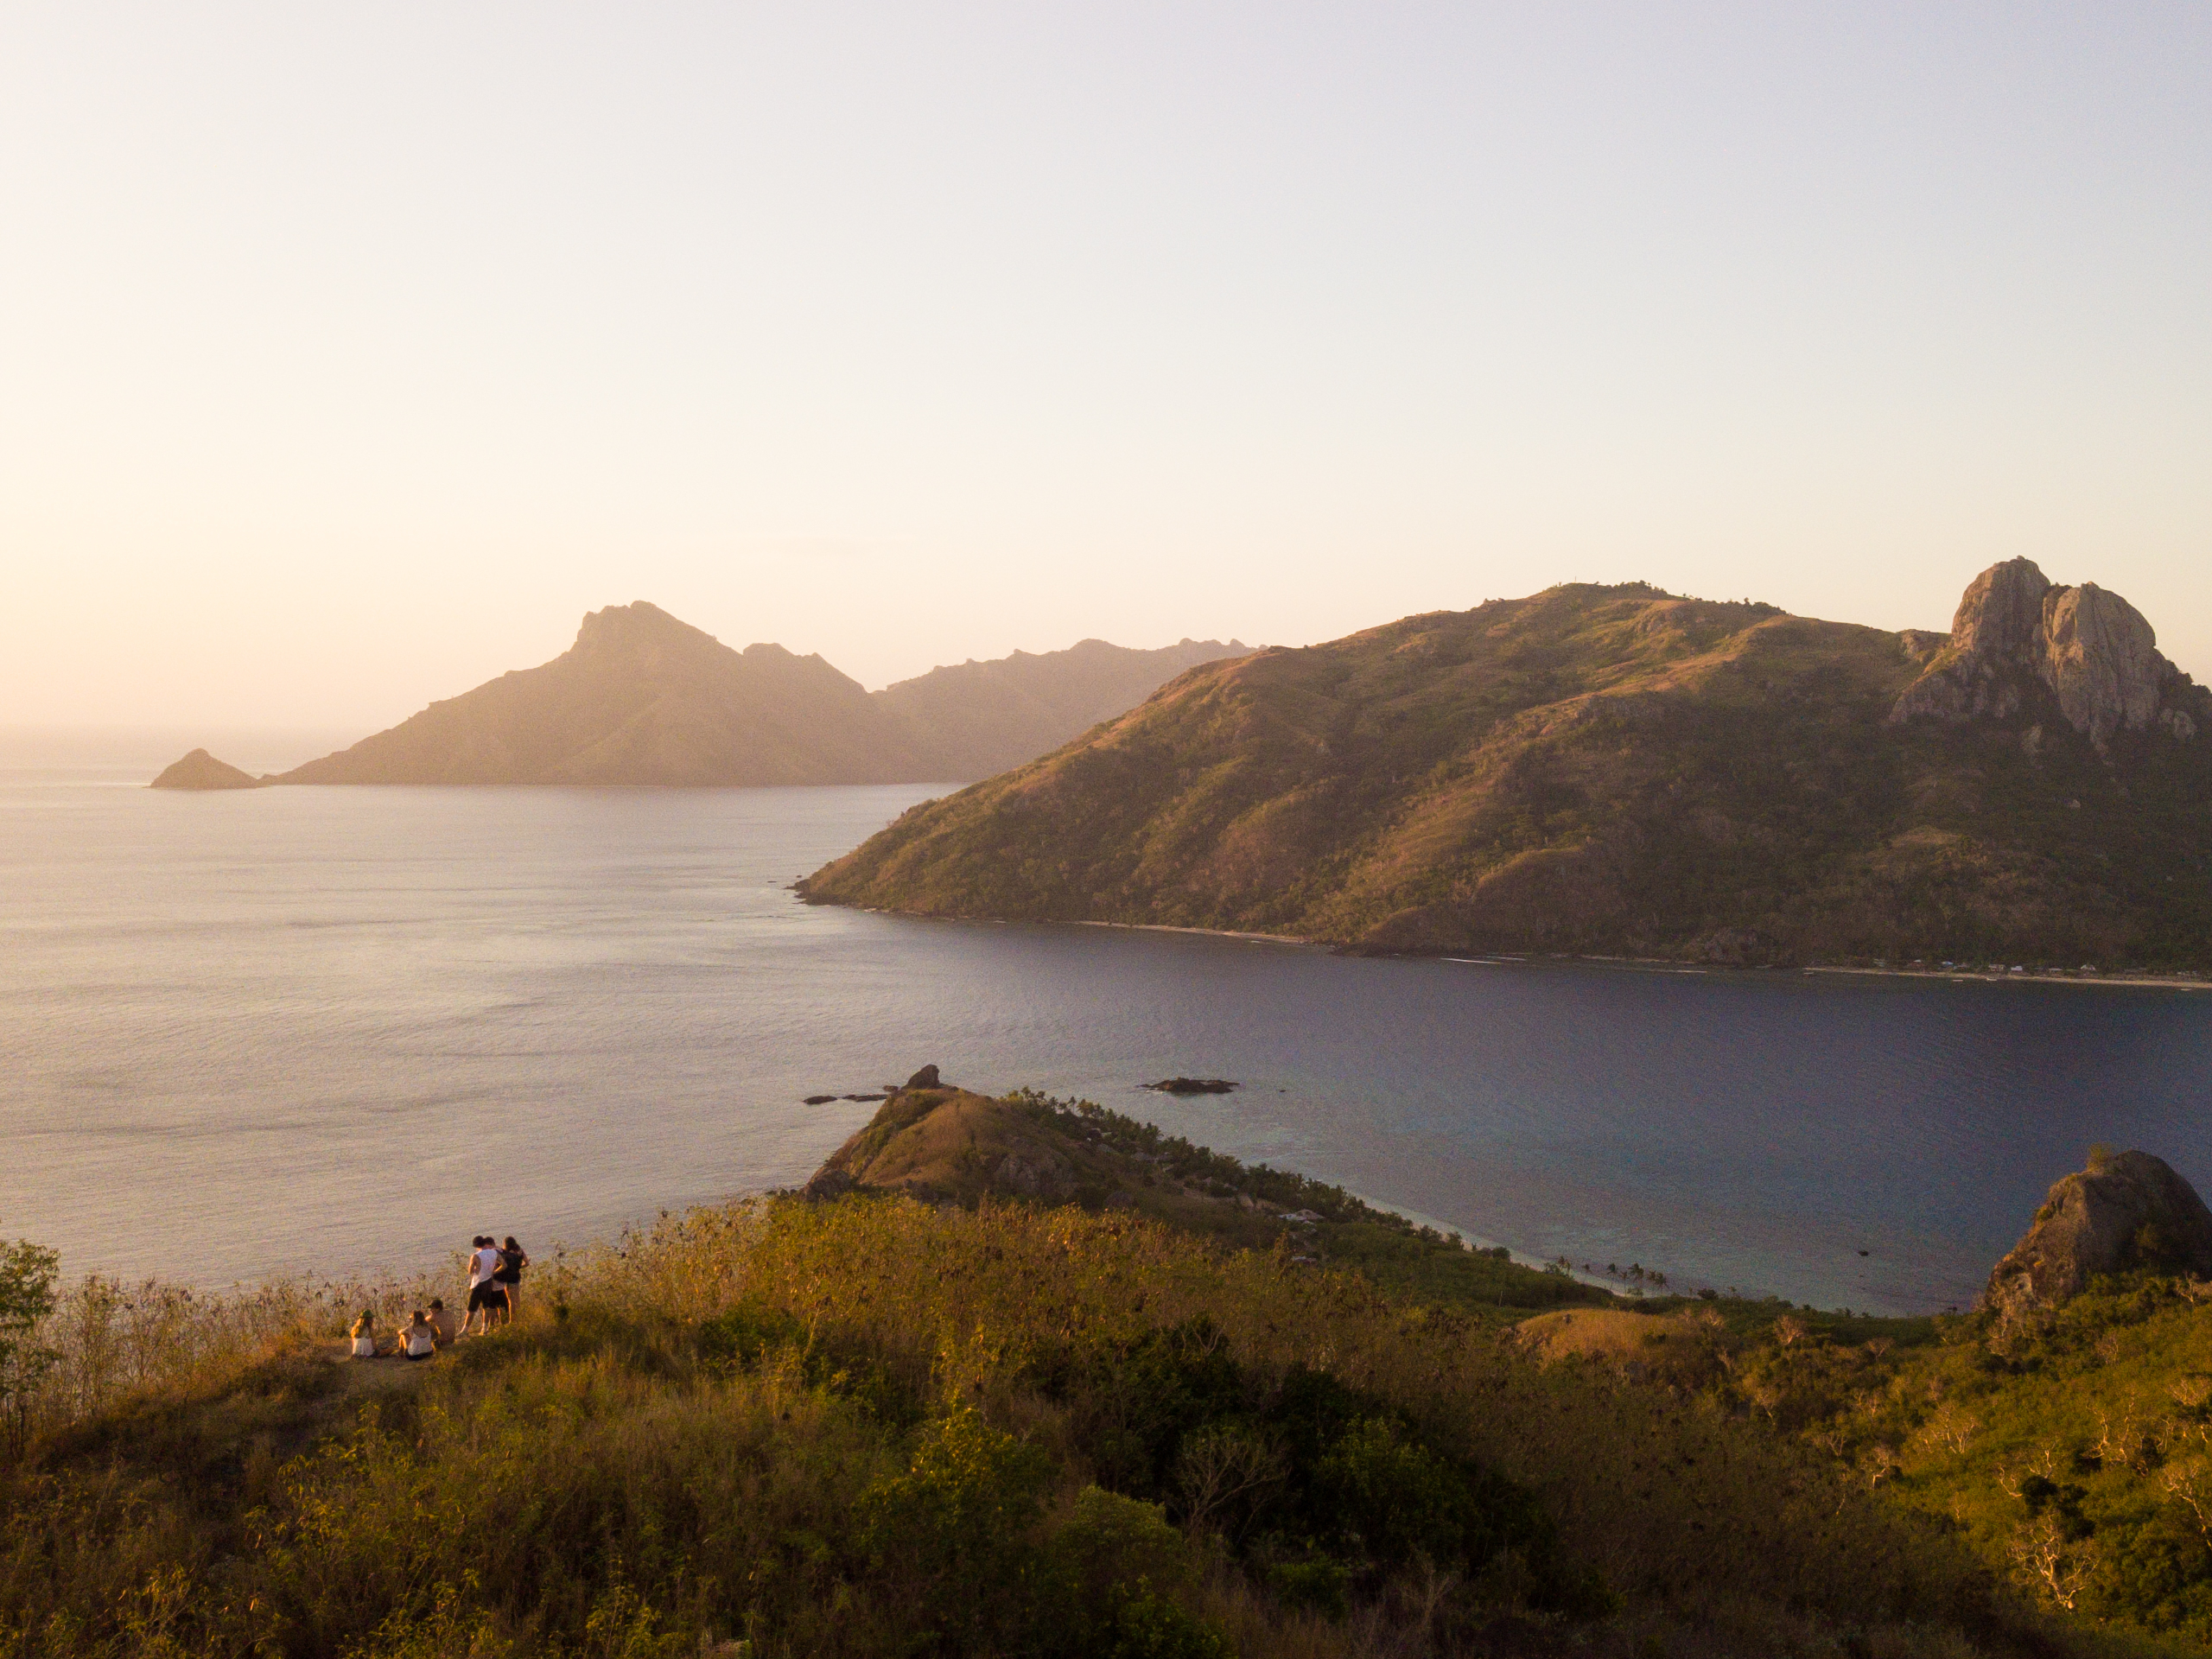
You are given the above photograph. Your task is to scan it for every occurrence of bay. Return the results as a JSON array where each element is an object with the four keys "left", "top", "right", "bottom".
[{"left": 4, "top": 740, "right": 2209, "bottom": 1313}]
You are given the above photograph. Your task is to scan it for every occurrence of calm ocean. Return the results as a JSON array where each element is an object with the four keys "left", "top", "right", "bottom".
[{"left": 5, "top": 731, "right": 2209, "bottom": 1313}]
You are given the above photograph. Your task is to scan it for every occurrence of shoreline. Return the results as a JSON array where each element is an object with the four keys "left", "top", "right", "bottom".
[
  {"left": 1800, "top": 964, "right": 2212, "bottom": 993},
  {"left": 843, "top": 905, "right": 2212, "bottom": 990}
]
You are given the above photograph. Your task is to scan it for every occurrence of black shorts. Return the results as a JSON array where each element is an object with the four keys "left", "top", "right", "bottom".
[{"left": 467, "top": 1283, "right": 508, "bottom": 1313}]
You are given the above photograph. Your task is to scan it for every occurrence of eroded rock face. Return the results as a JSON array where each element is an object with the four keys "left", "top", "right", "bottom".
[
  {"left": 2041, "top": 584, "right": 2164, "bottom": 748},
  {"left": 1985, "top": 1151, "right": 2212, "bottom": 1313},
  {"left": 1891, "top": 559, "right": 2193, "bottom": 751},
  {"left": 1953, "top": 556, "right": 2053, "bottom": 662}
]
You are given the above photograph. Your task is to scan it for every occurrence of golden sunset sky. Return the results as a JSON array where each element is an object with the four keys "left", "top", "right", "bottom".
[{"left": 3, "top": 4, "right": 2207, "bottom": 729}]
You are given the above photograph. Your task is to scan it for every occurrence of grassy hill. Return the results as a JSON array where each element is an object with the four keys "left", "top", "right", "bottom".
[
  {"left": 809, "top": 1084, "right": 1610, "bottom": 1317},
  {"left": 801, "top": 576, "right": 2212, "bottom": 969},
  {"left": 0, "top": 1084, "right": 2196, "bottom": 1658}
]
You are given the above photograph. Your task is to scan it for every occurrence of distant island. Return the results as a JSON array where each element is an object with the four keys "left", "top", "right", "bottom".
[
  {"left": 803, "top": 559, "right": 2212, "bottom": 971},
  {"left": 149, "top": 603, "right": 1247, "bottom": 788},
  {"left": 148, "top": 748, "right": 265, "bottom": 791}
]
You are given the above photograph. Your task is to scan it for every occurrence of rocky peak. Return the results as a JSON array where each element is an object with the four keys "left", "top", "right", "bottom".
[
  {"left": 1948, "top": 556, "right": 2050, "bottom": 662},
  {"left": 1986, "top": 1150, "right": 2212, "bottom": 1314},
  {"left": 572, "top": 601, "right": 721, "bottom": 659},
  {"left": 1891, "top": 559, "right": 2191, "bottom": 751}
]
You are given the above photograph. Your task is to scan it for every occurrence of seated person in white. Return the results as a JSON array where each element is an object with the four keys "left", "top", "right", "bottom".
[
  {"left": 401, "top": 1310, "right": 437, "bottom": 1360},
  {"left": 347, "top": 1309, "right": 380, "bottom": 1357}
]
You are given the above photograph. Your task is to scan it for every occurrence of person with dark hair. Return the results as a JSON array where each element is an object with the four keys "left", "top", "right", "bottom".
[
  {"left": 460, "top": 1235, "right": 507, "bottom": 1336},
  {"left": 427, "top": 1297, "right": 458, "bottom": 1349},
  {"left": 493, "top": 1236, "right": 528, "bottom": 1325},
  {"left": 400, "top": 1308, "right": 437, "bottom": 1360}
]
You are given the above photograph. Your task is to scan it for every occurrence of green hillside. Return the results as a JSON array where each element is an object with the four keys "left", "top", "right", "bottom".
[
  {"left": 0, "top": 1086, "right": 2198, "bottom": 1657},
  {"left": 802, "top": 571, "right": 2212, "bottom": 969}
]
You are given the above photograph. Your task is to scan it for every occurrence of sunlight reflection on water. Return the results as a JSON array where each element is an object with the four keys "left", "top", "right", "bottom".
[{"left": 3, "top": 764, "right": 2208, "bottom": 1313}]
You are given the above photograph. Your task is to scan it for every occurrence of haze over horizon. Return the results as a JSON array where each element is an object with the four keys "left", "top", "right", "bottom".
[{"left": 4, "top": 4, "right": 2208, "bottom": 729}]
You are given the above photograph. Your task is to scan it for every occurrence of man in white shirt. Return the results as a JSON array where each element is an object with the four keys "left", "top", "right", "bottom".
[{"left": 460, "top": 1235, "right": 509, "bottom": 1336}]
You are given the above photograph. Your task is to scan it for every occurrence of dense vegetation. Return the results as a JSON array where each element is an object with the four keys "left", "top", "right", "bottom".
[
  {"left": 802, "top": 583, "right": 2212, "bottom": 969},
  {"left": 1636, "top": 1272, "right": 2212, "bottom": 1647}
]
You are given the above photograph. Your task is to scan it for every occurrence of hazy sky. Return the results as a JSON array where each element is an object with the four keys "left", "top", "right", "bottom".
[{"left": 3, "top": 3, "right": 2207, "bottom": 731}]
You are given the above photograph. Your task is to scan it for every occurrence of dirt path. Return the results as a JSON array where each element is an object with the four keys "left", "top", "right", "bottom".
[{"left": 318, "top": 1338, "right": 451, "bottom": 1401}]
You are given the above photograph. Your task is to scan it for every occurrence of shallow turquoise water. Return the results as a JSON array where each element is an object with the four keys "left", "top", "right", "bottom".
[{"left": 4, "top": 742, "right": 2209, "bottom": 1312}]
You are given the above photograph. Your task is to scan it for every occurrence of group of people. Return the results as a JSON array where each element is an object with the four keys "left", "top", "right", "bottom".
[
  {"left": 345, "top": 1234, "right": 530, "bottom": 1362},
  {"left": 463, "top": 1234, "right": 529, "bottom": 1332}
]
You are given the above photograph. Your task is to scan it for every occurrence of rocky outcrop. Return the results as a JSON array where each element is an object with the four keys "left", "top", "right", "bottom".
[
  {"left": 2042, "top": 584, "right": 2166, "bottom": 747},
  {"left": 1892, "top": 559, "right": 2196, "bottom": 751},
  {"left": 1985, "top": 1151, "right": 2212, "bottom": 1313},
  {"left": 149, "top": 749, "right": 265, "bottom": 791}
]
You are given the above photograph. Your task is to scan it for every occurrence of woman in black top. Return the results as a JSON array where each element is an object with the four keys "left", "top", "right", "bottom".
[{"left": 494, "top": 1236, "right": 528, "bottom": 1325}]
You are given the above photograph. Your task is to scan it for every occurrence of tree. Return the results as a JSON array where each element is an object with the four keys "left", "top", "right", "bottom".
[{"left": 0, "top": 1236, "right": 60, "bottom": 1455}]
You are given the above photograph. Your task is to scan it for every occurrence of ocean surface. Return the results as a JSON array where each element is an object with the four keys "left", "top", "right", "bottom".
[{"left": 5, "top": 731, "right": 2210, "bottom": 1314}]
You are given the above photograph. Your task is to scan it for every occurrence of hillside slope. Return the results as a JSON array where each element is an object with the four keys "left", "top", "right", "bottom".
[
  {"left": 803, "top": 563, "right": 2212, "bottom": 969},
  {"left": 809, "top": 1080, "right": 1609, "bottom": 1314},
  {"left": 877, "top": 636, "right": 1249, "bottom": 779},
  {"left": 7, "top": 1098, "right": 2145, "bottom": 1658}
]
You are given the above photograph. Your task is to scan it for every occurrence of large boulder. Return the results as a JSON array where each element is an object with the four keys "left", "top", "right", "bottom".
[
  {"left": 1891, "top": 559, "right": 2197, "bottom": 753},
  {"left": 2040, "top": 583, "right": 2165, "bottom": 749},
  {"left": 1986, "top": 1151, "right": 2212, "bottom": 1313}
]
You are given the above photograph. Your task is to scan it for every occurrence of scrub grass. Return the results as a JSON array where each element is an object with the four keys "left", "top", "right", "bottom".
[{"left": 0, "top": 1193, "right": 2159, "bottom": 1658}]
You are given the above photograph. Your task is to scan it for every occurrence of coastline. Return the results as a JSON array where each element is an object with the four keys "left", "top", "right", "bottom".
[
  {"left": 1800, "top": 964, "right": 2212, "bottom": 993},
  {"left": 843, "top": 905, "right": 2212, "bottom": 989}
]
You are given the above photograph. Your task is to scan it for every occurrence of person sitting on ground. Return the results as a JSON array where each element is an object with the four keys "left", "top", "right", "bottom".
[
  {"left": 401, "top": 1308, "right": 437, "bottom": 1360},
  {"left": 427, "top": 1296, "right": 458, "bottom": 1349},
  {"left": 494, "top": 1236, "right": 528, "bottom": 1325},
  {"left": 461, "top": 1235, "right": 508, "bottom": 1336},
  {"left": 347, "top": 1308, "right": 380, "bottom": 1358}
]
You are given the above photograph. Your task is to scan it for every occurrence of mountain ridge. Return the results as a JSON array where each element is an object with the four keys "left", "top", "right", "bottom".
[
  {"left": 801, "top": 563, "right": 2212, "bottom": 969},
  {"left": 154, "top": 605, "right": 1249, "bottom": 788}
]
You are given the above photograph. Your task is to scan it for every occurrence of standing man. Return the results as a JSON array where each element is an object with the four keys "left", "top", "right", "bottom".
[{"left": 460, "top": 1235, "right": 508, "bottom": 1336}]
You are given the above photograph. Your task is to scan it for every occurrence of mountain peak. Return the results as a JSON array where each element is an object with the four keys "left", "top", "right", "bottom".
[
  {"left": 572, "top": 601, "right": 721, "bottom": 655},
  {"left": 1948, "top": 556, "right": 2051, "bottom": 661}
]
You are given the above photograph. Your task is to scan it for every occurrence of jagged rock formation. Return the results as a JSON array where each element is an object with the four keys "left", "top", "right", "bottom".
[
  {"left": 804, "top": 565, "right": 2212, "bottom": 968},
  {"left": 248, "top": 606, "right": 1246, "bottom": 787},
  {"left": 1985, "top": 1151, "right": 2212, "bottom": 1313},
  {"left": 149, "top": 749, "right": 266, "bottom": 791},
  {"left": 1891, "top": 558, "right": 2200, "bottom": 752}
]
